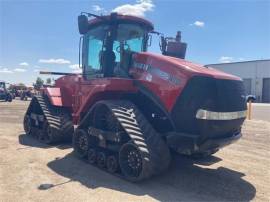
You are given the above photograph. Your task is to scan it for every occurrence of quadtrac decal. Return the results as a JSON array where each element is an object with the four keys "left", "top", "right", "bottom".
[{"left": 133, "top": 62, "right": 180, "bottom": 85}]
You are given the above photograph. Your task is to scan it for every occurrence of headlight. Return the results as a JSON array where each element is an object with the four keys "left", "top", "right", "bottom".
[{"left": 196, "top": 109, "right": 247, "bottom": 120}]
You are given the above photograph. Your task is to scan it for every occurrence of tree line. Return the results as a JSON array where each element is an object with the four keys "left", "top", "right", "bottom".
[{"left": 9, "top": 77, "right": 52, "bottom": 91}]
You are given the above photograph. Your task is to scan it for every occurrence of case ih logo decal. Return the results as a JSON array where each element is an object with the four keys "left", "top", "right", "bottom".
[{"left": 133, "top": 62, "right": 180, "bottom": 85}]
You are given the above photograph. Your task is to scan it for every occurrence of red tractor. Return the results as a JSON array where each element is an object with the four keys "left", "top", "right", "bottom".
[{"left": 24, "top": 13, "right": 247, "bottom": 181}]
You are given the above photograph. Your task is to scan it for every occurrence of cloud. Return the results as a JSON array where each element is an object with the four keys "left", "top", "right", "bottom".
[
  {"left": 190, "top": 21, "right": 205, "bottom": 27},
  {"left": 238, "top": 57, "right": 245, "bottom": 61},
  {"left": 219, "top": 56, "right": 233, "bottom": 63},
  {"left": 69, "top": 64, "right": 80, "bottom": 70},
  {"left": 39, "top": 58, "right": 71, "bottom": 64},
  {"left": 112, "top": 0, "right": 154, "bottom": 17},
  {"left": 0, "top": 68, "right": 13, "bottom": 73},
  {"left": 72, "top": 69, "right": 82, "bottom": 73},
  {"left": 69, "top": 64, "right": 81, "bottom": 73},
  {"left": 19, "top": 62, "right": 29, "bottom": 66},
  {"left": 92, "top": 5, "right": 106, "bottom": 12},
  {"left": 14, "top": 68, "right": 27, "bottom": 72},
  {"left": 33, "top": 69, "right": 40, "bottom": 72}
]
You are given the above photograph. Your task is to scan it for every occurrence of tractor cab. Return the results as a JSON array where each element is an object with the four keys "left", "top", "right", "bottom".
[
  {"left": 0, "top": 81, "right": 6, "bottom": 90},
  {"left": 0, "top": 81, "right": 12, "bottom": 102},
  {"left": 78, "top": 13, "right": 153, "bottom": 79}
]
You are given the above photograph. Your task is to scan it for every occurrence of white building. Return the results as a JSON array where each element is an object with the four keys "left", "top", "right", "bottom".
[{"left": 206, "top": 59, "right": 270, "bottom": 103}]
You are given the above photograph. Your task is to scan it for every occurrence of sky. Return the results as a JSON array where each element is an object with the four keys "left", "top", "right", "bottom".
[{"left": 0, "top": 0, "right": 270, "bottom": 85}]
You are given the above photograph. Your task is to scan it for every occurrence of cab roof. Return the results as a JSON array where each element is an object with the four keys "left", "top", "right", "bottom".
[{"left": 88, "top": 14, "right": 154, "bottom": 31}]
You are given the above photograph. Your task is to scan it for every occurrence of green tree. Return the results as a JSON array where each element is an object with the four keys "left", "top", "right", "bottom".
[
  {"left": 46, "top": 78, "right": 52, "bottom": 85},
  {"left": 9, "top": 83, "right": 26, "bottom": 90},
  {"left": 33, "top": 77, "right": 44, "bottom": 90},
  {"left": 17, "top": 83, "right": 26, "bottom": 90}
]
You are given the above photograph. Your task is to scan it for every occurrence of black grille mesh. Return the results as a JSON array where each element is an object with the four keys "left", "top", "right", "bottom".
[{"left": 171, "top": 76, "right": 247, "bottom": 135}]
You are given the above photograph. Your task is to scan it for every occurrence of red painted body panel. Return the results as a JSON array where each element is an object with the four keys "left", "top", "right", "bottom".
[
  {"left": 54, "top": 75, "right": 80, "bottom": 107},
  {"left": 130, "top": 52, "right": 241, "bottom": 111},
  {"left": 53, "top": 77, "right": 137, "bottom": 124},
  {"left": 74, "top": 78, "right": 137, "bottom": 123},
  {"left": 45, "top": 52, "right": 241, "bottom": 125},
  {"left": 43, "top": 87, "right": 63, "bottom": 106}
]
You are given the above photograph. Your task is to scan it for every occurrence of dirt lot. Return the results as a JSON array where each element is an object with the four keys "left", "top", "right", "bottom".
[{"left": 0, "top": 100, "right": 269, "bottom": 202}]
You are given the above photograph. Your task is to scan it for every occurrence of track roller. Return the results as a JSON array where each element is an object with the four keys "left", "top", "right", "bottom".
[
  {"left": 88, "top": 148, "right": 97, "bottom": 164},
  {"left": 73, "top": 129, "right": 89, "bottom": 158},
  {"left": 119, "top": 142, "right": 143, "bottom": 181},
  {"left": 38, "top": 120, "right": 55, "bottom": 144},
  {"left": 106, "top": 155, "right": 118, "bottom": 173},
  {"left": 97, "top": 151, "right": 107, "bottom": 168},
  {"left": 23, "top": 115, "right": 32, "bottom": 135}
]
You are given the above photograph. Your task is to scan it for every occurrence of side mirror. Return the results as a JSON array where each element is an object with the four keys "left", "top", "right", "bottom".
[{"left": 78, "top": 15, "right": 89, "bottom": 35}]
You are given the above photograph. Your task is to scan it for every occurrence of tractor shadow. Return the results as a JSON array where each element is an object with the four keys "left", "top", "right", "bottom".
[
  {"left": 47, "top": 153, "right": 256, "bottom": 201},
  {"left": 18, "top": 134, "right": 72, "bottom": 150}
]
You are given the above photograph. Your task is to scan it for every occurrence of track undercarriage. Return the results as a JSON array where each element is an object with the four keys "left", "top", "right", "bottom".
[
  {"left": 23, "top": 96, "right": 74, "bottom": 144},
  {"left": 73, "top": 100, "right": 171, "bottom": 181},
  {"left": 24, "top": 97, "right": 171, "bottom": 181}
]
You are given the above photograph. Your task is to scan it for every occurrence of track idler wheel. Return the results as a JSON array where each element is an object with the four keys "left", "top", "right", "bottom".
[
  {"left": 97, "top": 151, "right": 107, "bottom": 168},
  {"left": 106, "top": 155, "right": 118, "bottom": 173},
  {"left": 23, "top": 115, "right": 32, "bottom": 135},
  {"left": 88, "top": 148, "right": 97, "bottom": 164},
  {"left": 39, "top": 120, "right": 54, "bottom": 144},
  {"left": 73, "top": 129, "right": 89, "bottom": 158},
  {"left": 119, "top": 142, "right": 144, "bottom": 181}
]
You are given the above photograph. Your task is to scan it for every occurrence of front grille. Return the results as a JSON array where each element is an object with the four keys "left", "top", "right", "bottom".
[
  {"left": 215, "top": 79, "right": 246, "bottom": 111},
  {"left": 170, "top": 76, "right": 247, "bottom": 135}
]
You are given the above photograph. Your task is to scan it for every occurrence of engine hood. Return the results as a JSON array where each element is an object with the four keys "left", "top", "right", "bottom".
[{"left": 134, "top": 52, "right": 241, "bottom": 81}]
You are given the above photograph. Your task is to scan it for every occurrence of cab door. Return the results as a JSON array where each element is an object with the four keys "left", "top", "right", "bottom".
[{"left": 74, "top": 25, "right": 107, "bottom": 111}]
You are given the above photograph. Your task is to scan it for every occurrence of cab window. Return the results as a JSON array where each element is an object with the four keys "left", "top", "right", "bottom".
[
  {"left": 113, "top": 24, "right": 147, "bottom": 77},
  {"left": 116, "top": 24, "right": 147, "bottom": 52},
  {"left": 84, "top": 25, "right": 108, "bottom": 79}
]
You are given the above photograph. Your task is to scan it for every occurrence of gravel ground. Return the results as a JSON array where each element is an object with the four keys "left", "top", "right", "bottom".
[{"left": 0, "top": 100, "right": 269, "bottom": 202}]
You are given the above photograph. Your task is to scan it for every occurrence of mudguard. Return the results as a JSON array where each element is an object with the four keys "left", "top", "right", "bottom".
[{"left": 43, "top": 87, "right": 63, "bottom": 106}]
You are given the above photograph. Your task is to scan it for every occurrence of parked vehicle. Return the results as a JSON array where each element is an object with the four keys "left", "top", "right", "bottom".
[
  {"left": 20, "top": 90, "right": 32, "bottom": 101},
  {"left": 0, "top": 81, "right": 13, "bottom": 102},
  {"left": 246, "top": 95, "right": 256, "bottom": 102}
]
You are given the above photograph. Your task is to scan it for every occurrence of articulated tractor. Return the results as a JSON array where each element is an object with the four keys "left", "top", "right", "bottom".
[{"left": 24, "top": 13, "right": 247, "bottom": 181}]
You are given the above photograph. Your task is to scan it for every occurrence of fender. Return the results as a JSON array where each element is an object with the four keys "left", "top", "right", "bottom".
[
  {"left": 77, "top": 82, "right": 176, "bottom": 132},
  {"left": 133, "top": 80, "right": 176, "bottom": 132},
  {"left": 76, "top": 90, "right": 134, "bottom": 126},
  {"left": 42, "top": 87, "right": 63, "bottom": 106}
]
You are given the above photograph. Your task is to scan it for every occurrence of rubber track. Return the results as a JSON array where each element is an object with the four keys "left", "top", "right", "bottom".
[
  {"left": 102, "top": 100, "right": 171, "bottom": 181},
  {"left": 26, "top": 95, "right": 73, "bottom": 143}
]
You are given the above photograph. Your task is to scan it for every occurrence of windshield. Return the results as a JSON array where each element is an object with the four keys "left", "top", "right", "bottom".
[
  {"left": 112, "top": 23, "right": 147, "bottom": 71},
  {"left": 115, "top": 24, "right": 147, "bottom": 52},
  {"left": 83, "top": 23, "right": 148, "bottom": 79}
]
